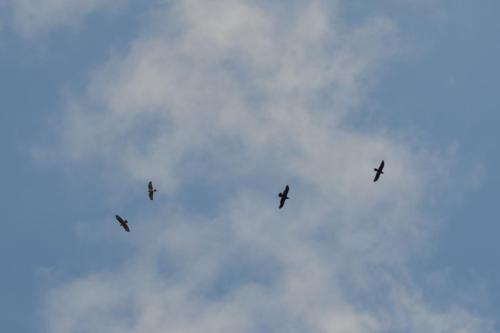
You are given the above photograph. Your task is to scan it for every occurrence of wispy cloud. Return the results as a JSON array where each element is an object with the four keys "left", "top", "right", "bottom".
[
  {"left": 7, "top": 0, "right": 126, "bottom": 37},
  {"left": 42, "top": 1, "right": 495, "bottom": 332}
]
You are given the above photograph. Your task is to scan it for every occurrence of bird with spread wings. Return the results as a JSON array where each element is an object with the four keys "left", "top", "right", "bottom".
[
  {"left": 148, "top": 181, "right": 157, "bottom": 200},
  {"left": 115, "top": 215, "right": 130, "bottom": 232},
  {"left": 373, "top": 160, "right": 385, "bottom": 182},
  {"left": 278, "top": 185, "right": 290, "bottom": 209}
]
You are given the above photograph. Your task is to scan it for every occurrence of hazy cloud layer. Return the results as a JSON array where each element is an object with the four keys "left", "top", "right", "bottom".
[
  {"left": 8, "top": 0, "right": 125, "bottom": 36},
  {"left": 44, "top": 1, "right": 494, "bottom": 332}
]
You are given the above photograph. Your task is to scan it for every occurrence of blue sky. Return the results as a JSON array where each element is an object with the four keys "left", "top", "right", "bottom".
[{"left": 1, "top": 1, "right": 500, "bottom": 332}]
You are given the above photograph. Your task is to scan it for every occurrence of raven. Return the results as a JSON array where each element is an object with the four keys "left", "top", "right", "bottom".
[
  {"left": 148, "top": 181, "right": 157, "bottom": 200},
  {"left": 115, "top": 214, "right": 130, "bottom": 232},
  {"left": 373, "top": 160, "right": 385, "bottom": 182},
  {"left": 278, "top": 185, "right": 290, "bottom": 209}
]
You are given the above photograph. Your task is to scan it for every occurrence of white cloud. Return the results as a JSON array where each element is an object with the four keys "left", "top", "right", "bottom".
[
  {"left": 8, "top": 0, "right": 125, "bottom": 37},
  {"left": 43, "top": 1, "right": 495, "bottom": 332}
]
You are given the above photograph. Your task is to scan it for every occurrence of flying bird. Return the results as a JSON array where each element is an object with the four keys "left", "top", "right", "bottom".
[
  {"left": 148, "top": 181, "right": 157, "bottom": 200},
  {"left": 373, "top": 160, "right": 385, "bottom": 182},
  {"left": 278, "top": 185, "right": 290, "bottom": 209},
  {"left": 115, "top": 215, "right": 130, "bottom": 232}
]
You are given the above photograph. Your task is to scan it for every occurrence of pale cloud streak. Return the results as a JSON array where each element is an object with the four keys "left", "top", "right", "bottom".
[
  {"left": 43, "top": 1, "right": 495, "bottom": 332},
  {"left": 8, "top": 0, "right": 126, "bottom": 37}
]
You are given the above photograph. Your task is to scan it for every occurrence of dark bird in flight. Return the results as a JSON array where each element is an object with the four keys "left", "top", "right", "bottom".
[
  {"left": 373, "top": 160, "right": 385, "bottom": 182},
  {"left": 115, "top": 215, "right": 130, "bottom": 232},
  {"left": 278, "top": 185, "right": 290, "bottom": 209},
  {"left": 148, "top": 181, "right": 157, "bottom": 200}
]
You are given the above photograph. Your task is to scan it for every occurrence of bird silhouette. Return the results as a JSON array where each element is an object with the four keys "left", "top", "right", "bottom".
[
  {"left": 278, "top": 185, "right": 290, "bottom": 209},
  {"left": 148, "top": 181, "right": 157, "bottom": 200},
  {"left": 373, "top": 160, "right": 385, "bottom": 182},
  {"left": 115, "top": 214, "right": 130, "bottom": 232}
]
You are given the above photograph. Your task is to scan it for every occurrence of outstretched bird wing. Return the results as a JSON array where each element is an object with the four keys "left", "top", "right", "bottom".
[
  {"left": 115, "top": 215, "right": 124, "bottom": 224},
  {"left": 373, "top": 172, "right": 381, "bottom": 182},
  {"left": 379, "top": 160, "right": 385, "bottom": 171},
  {"left": 283, "top": 185, "right": 289, "bottom": 196},
  {"left": 279, "top": 197, "right": 286, "bottom": 209},
  {"left": 148, "top": 181, "right": 153, "bottom": 191},
  {"left": 122, "top": 222, "right": 130, "bottom": 232}
]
